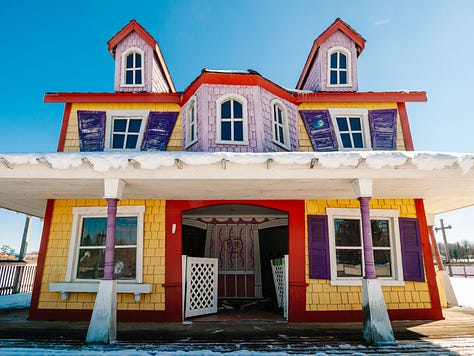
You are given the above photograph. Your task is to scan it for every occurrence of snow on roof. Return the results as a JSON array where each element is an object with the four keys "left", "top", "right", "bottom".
[{"left": 1, "top": 151, "right": 474, "bottom": 174}]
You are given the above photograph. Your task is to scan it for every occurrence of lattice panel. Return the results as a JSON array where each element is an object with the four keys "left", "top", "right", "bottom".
[
  {"left": 271, "top": 260, "right": 285, "bottom": 308},
  {"left": 184, "top": 257, "right": 218, "bottom": 318}
]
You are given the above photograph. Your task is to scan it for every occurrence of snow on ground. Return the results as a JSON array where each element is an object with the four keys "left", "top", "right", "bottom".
[
  {"left": 0, "top": 293, "right": 31, "bottom": 309},
  {"left": 450, "top": 277, "right": 474, "bottom": 307}
]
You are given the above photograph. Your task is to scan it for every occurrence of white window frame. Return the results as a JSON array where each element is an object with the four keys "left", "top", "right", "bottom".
[
  {"left": 326, "top": 208, "right": 404, "bottom": 286},
  {"left": 185, "top": 96, "right": 198, "bottom": 148},
  {"left": 105, "top": 110, "right": 149, "bottom": 151},
  {"left": 327, "top": 46, "right": 352, "bottom": 88},
  {"left": 216, "top": 93, "right": 249, "bottom": 145},
  {"left": 65, "top": 206, "right": 145, "bottom": 284},
  {"left": 121, "top": 47, "right": 145, "bottom": 87},
  {"left": 271, "top": 99, "right": 291, "bottom": 150},
  {"left": 329, "top": 108, "right": 371, "bottom": 150}
]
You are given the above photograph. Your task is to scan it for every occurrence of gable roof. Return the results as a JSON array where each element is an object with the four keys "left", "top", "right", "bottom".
[
  {"left": 107, "top": 19, "right": 176, "bottom": 93},
  {"left": 296, "top": 18, "right": 366, "bottom": 90}
]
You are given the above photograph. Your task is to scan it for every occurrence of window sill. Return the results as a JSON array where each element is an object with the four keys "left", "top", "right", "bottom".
[
  {"left": 330, "top": 278, "right": 405, "bottom": 287},
  {"left": 215, "top": 140, "right": 249, "bottom": 146},
  {"left": 49, "top": 282, "right": 152, "bottom": 302}
]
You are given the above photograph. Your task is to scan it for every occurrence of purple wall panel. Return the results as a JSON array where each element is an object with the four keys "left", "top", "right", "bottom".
[
  {"left": 369, "top": 109, "right": 398, "bottom": 150},
  {"left": 141, "top": 112, "right": 178, "bottom": 151},
  {"left": 399, "top": 218, "right": 425, "bottom": 282},
  {"left": 308, "top": 215, "right": 330, "bottom": 280},
  {"left": 77, "top": 110, "right": 106, "bottom": 152},
  {"left": 299, "top": 110, "right": 338, "bottom": 151}
]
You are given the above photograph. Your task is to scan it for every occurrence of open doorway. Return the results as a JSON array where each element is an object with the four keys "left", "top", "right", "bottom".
[{"left": 182, "top": 204, "right": 288, "bottom": 321}]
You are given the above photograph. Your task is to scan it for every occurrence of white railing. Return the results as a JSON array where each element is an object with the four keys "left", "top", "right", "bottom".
[{"left": 0, "top": 262, "right": 37, "bottom": 295}]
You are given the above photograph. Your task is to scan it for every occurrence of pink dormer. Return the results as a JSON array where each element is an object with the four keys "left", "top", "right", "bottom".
[
  {"left": 296, "top": 18, "right": 365, "bottom": 92},
  {"left": 107, "top": 20, "right": 176, "bottom": 93}
]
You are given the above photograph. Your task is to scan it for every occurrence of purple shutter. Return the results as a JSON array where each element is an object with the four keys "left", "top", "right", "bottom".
[
  {"left": 141, "top": 112, "right": 178, "bottom": 151},
  {"left": 399, "top": 218, "right": 425, "bottom": 282},
  {"left": 308, "top": 215, "right": 330, "bottom": 279},
  {"left": 77, "top": 110, "right": 106, "bottom": 151},
  {"left": 368, "top": 109, "right": 397, "bottom": 150},
  {"left": 299, "top": 110, "right": 338, "bottom": 152}
]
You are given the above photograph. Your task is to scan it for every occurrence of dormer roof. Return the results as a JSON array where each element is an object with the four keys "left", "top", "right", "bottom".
[
  {"left": 296, "top": 18, "right": 366, "bottom": 90},
  {"left": 107, "top": 19, "right": 176, "bottom": 93}
]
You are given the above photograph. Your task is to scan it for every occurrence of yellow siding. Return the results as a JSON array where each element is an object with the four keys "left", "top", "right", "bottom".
[
  {"left": 297, "top": 102, "right": 406, "bottom": 152},
  {"left": 63, "top": 103, "right": 182, "bottom": 152},
  {"left": 38, "top": 199, "right": 167, "bottom": 311},
  {"left": 305, "top": 199, "right": 431, "bottom": 312}
]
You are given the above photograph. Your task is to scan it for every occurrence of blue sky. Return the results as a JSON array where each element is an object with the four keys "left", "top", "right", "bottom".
[{"left": 1, "top": 0, "right": 474, "bottom": 252}]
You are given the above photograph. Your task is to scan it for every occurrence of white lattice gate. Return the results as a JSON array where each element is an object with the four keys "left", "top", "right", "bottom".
[
  {"left": 271, "top": 255, "right": 288, "bottom": 319},
  {"left": 182, "top": 256, "right": 218, "bottom": 318}
]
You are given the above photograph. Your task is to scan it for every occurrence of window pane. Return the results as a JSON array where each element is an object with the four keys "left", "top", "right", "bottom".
[
  {"left": 126, "top": 70, "right": 133, "bottom": 84},
  {"left": 349, "top": 117, "right": 361, "bottom": 131},
  {"left": 135, "top": 70, "right": 142, "bottom": 85},
  {"left": 278, "top": 127, "right": 285, "bottom": 144},
  {"left": 352, "top": 133, "right": 363, "bottom": 148},
  {"left": 114, "top": 248, "right": 136, "bottom": 279},
  {"left": 125, "top": 134, "right": 138, "bottom": 149},
  {"left": 336, "top": 117, "right": 348, "bottom": 131},
  {"left": 221, "top": 101, "right": 231, "bottom": 119},
  {"left": 336, "top": 249, "right": 362, "bottom": 277},
  {"left": 113, "top": 134, "right": 125, "bottom": 149},
  {"left": 339, "top": 53, "right": 347, "bottom": 69},
  {"left": 334, "top": 219, "right": 361, "bottom": 246},
  {"left": 374, "top": 250, "right": 392, "bottom": 277},
  {"left": 77, "top": 248, "right": 104, "bottom": 279},
  {"left": 128, "top": 119, "right": 142, "bottom": 133},
  {"left": 234, "top": 121, "right": 243, "bottom": 141},
  {"left": 371, "top": 220, "right": 390, "bottom": 247},
  {"left": 340, "top": 71, "right": 347, "bottom": 84},
  {"left": 114, "top": 119, "right": 127, "bottom": 132},
  {"left": 126, "top": 54, "right": 134, "bottom": 68},
  {"left": 135, "top": 53, "right": 141, "bottom": 67},
  {"left": 80, "top": 218, "right": 106, "bottom": 246},
  {"left": 330, "top": 70, "right": 338, "bottom": 85},
  {"left": 340, "top": 133, "right": 352, "bottom": 148},
  {"left": 221, "top": 121, "right": 231, "bottom": 140},
  {"left": 233, "top": 101, "right": 243, "bottom": 118},
  {"left": 330, "top": 53, "right": 338, "bottom": 68},
  {"left": 115, "top": 217, "right": 137, "bottom": 245},
  {"left": 277, "top": 108, "right": 283, "bottom": 124}
]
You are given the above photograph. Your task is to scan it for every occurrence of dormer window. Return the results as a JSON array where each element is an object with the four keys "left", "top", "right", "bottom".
[
  {"left": 105, "top": 110, "right": 148, "bottom": 150},
  {"left": 185, "top": 97, "right": 198, "bottom": 147},
  {"left": 271, "top": 100, "right": 290, "bottom": 150},
  {"left": 123, "top": 48, "right": 144, "bottom": 86},
  {"left": 216, "top": 94, "right": 248, "bottom": 144},
  {"left": 328, "top": 47, "right": 351, "bottom": 87}
]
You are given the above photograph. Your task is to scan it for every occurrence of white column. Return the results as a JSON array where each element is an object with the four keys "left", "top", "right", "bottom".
[
  {"left": 86, "top": 179, "right": 125, "bottom": 344},
  {"left": 352, "top": 179, "right": 396, "bottom": 346}
]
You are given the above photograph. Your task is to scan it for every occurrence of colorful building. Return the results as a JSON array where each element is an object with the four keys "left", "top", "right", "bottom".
[{"left": 1, "top": 18, "right": 474, "bottom": 344}]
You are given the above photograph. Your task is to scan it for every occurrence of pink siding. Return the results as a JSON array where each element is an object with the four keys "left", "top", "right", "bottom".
[
  {"left": 182, "top": 84, "right": 298, "bottom": 152},
  {"left": 302, "top": 30, "right": 358, "bottom": 92},
  {"left": 114, "top": 32, "right": 170, "bottom": 93}
]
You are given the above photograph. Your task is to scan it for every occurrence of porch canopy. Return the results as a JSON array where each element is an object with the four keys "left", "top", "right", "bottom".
[{"left": 1, "top": 151, "right": 474, "bottom": 219}]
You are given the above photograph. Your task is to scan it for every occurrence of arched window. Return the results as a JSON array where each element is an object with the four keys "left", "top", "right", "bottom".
[
  {"left": 271, "top": 100, "right": 290, "bottom": 150},
  {"left": 328, "top": 47, "right": 351, "bottom": 86},
  {"left": 123, "top": 48, "right": 144, "bottom": 86},
  {"left": 216, "top": 94, "right": 248, "bottom": 144},
  {"left": 185, "top": 97, "right": 198, "bottom": 147}
]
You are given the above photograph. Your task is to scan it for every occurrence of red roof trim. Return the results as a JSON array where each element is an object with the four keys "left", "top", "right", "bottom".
[
  {"left": 294, "top": 91, "right": 427, "bottom": 104},
  {"left": 44, "top": 92, "right": 182, "bottom": 104},
  {"left": 182, "top": 71, "right": 297, "bottom": 105},
  {"left": 107, "top": 20, "right": 176, "bottom": 93},
  {"left": 296, "top": 18, "right": 366, "bottom": 90},
  {"left": 107, "top": 20, "right": 156, "bottom": 54}
]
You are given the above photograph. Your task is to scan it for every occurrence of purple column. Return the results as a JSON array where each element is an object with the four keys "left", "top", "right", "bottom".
[
  {"left": 103, "top": 198, "right": 118, "bottom": 280},
  {"left": 359, "top": 197, "right": 376, "bottom": 279}
]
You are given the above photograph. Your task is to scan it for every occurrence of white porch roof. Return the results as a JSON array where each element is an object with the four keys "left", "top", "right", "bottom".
[{"left": 1, "top": 151, "right": 474, "bottom": 219}]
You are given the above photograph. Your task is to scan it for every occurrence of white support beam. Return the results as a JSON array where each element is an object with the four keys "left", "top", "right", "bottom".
[
  {"left": 103, "top": 178, "right": 126, "bottom": 199},
  {"left": 352, "top": 178, "right": 373, "bottom": 198}
]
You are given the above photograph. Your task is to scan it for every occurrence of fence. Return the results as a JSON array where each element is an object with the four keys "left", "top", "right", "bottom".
[
  {"left": 0, "top": 262, "right": 37, "bottom": 295},
  {"left": 443, "top": 263, "right": 474, "bottom": 278}
]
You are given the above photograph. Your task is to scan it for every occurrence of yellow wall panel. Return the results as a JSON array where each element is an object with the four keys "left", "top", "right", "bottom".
[
  {"left": 37, "top": 199, "right": 167, "bottom": 312},
  {"left": 304, "top": 199, "right": 430, "bottom": 312}
]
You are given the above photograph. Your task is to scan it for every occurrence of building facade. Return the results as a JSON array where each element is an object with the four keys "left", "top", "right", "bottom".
[{"left": 23, "top": 18, "right": 449, "bottom": 324}]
